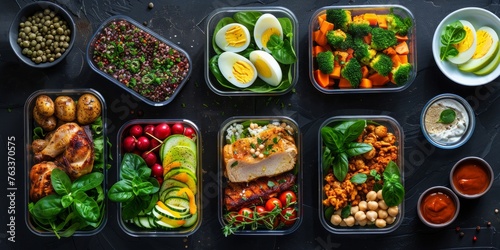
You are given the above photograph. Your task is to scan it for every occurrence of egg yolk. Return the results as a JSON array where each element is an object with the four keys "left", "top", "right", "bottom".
[
  {"left": 225, "top": 25, "right": 247, "bottom": 48},
  {"left": 261, "top": 28, "right": 281, "bottom": 49},
  {"left": 454, "top": 25, "right": 474, "bottom": 52},
  {"left": 253, "top": 58, "right": 272, "bottom": 78},
  {"left": 472, "top": 29, "right": 494, "bottom": 59},
  {"left": 232, "top": 60, "right": 255, "bottom": 84}
]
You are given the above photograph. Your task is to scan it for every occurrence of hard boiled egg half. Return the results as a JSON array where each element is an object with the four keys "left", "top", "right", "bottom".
[
  {"left": 447, "top": 20, "right": 476, "bottom": 64},
  {"left": 458, "top": 26, "right": 499, "bottom": 72},
  {"left": 249, "top": 50, "right": 282, "bottom": 86},
  {"left": 215, "top": 23, "right": 251, "bottom": 53},
  {"left": 218, "top": 51, "right": 257, "bottom": 88},
  {"left": 254, "top": 13, "right": 283, "bottom": 53}
]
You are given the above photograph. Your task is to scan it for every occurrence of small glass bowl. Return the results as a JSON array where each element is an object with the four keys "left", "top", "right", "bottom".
[
  {"left": 417, "top": 186, "right": 460, "bottom": 228},
  {"left": 450, "top": 156, "right": 493, "bottom": 199},
  {"left": 420, "top": 93, "right": 475, "bottom": 149}
]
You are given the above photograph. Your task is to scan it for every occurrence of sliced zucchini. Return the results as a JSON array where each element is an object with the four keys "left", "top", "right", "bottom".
[
  {"left": 164, "top": 197, "right": 190, "bottom": 214},
  {"left": 182, "top": 212, "right": 198, "bottom": 228}
]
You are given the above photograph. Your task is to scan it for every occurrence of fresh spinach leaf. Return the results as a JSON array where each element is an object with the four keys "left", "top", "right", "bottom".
[
  {"left": 73, "top": 192, "right": 100, "bottom": 222},
  {"left": 233, "top": 11, "right": 261, "bottom": 33},
  {"left": 108, "top": 179, "right": 134, "bottom": 202},
  {"left": 30, "top": 194, "right": 64, "bottom": 220},
  {"left": 440, "top": 20, "right": 466, "bottom": 61},
  {"left": 51, "top": 168, "right": 71, "bottom": 196}
]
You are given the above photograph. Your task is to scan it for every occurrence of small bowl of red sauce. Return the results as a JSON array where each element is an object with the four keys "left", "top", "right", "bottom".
[
  {"left": 450, "top": 156, "right": 493, "bottom": 199},
  {"left": 417, "top": 186, "right": 460, "bottom": 228}
]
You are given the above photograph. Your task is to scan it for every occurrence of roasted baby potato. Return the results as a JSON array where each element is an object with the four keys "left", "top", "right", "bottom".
[
  {"left": 54, "top": 96, "right": 77, "bottom": 122},
  {"left": 35, "top": 95, "right": 55, "bottom": 117},
  {"left": 33, "top": 107, "right": 57, "bottom": 131},
  {"left": 76, "top": 93, "right": 102, "bottom": 125}
]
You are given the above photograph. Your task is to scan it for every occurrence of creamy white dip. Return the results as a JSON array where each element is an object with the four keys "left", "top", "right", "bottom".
[{"left": 424, "top": 98, "right": 469, "bottom": 144}]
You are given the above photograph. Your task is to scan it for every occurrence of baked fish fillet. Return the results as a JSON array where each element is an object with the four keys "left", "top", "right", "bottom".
[{"left": 223, "top": 125, "right": 298, "bottom": 183}]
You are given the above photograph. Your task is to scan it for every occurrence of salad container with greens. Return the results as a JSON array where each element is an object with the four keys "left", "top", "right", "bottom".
[{"left": 205, "top": 7, "right": 299, "bottom": 96}]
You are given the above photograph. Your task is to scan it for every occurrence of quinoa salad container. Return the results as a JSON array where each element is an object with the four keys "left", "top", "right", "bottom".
[
  {"left": 218, "top": 116, "right": 302, "bottom": 236},
  {"left": 114, "top": 119, "right": 202, "bottom": 237},
  {"left": 24, "top": 89, "right": 108, "bottom": 237},
  {"left": 87, "top": 15, "right": 192, "bottom": 106},
  {"left": 205, "top": 7, "right": 299, "bottom": 96},
  {"left": 318, "top": 115, "right": 404, "bottom": 234},
  {"left": 309, "top": 5, "right": 417, "bottom": 94}
]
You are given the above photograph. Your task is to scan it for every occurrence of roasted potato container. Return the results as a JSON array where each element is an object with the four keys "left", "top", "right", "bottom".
[
  {"left": 24, "top": 89, "right": 107, "bottom": 237},
  {"left": 318, "top": 115, "right": 404, "bottom": 234},
  {"left": 218, "top": 116, "right": 302, "bottom": 235}
]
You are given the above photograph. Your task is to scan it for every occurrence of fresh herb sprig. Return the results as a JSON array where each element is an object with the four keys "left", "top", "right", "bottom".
[
  {"left": 321, "top": 120, "right": 373, "bottom": 181},
  {"left": 437, "top": 108, "right": 456, "bottom": 124},
  {"left": 440, "top": 20, "right": 466, "bottom": 61}
]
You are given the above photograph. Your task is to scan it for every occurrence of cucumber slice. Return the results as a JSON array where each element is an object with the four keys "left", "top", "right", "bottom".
[
  {"left": 154, "top": 203, "right": 192, "bottom": 220},
  {"left": 160, "top": 178, "right": 188, "bottom": 194},
  {"left": 164, "top": 197, "right": 190, "bottom": 214},
  {"left": 182, "top": 212, "right": 198, "bottom": 228},
  {"left": 160, "top": 135, "right": 197, "bottom": 163},
  {"left": 161, "top": 187, "right": 188, "bottom": 202}
]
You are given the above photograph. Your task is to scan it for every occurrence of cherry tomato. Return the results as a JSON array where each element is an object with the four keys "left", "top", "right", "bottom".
[
  {"left": 280, "top": 207, "right": 297, "bottom": 226},
  {"left": 141, "top": 151, "right": 157, "bottom": 167},
  {"left": 149, "top": 139, "right": 161, "bottom": 153},
  {"left": 135, "top": 136, "right": 151, "bottom": 151},
  {"left": 183, "top": 127, "right": 196, "bottom": 138},
  {"left": 279, "top": 190, "right": 297, "bottom": 206},
  {"left": 143, "top": 124, "right": 155, "bottom": 138},
  {"left": 122, "top": 136, "right": 136, "bottom": 152},
  {"left": 129, "top": 124, "right": 143, "bottom": 137},
  {"left": 265, "top": 198, "right": 283, "bottom": 211},
  {"left": 154, "top": 123, "right": 171, "bottom": 140},
  {"left": 255, "top": 205, "right": 266, "bottom": 215},
  {"left": 171, "top": 123, "right": 185, "bottom": 134},
  {"left": 238, "top": 207, "right": 253, "bottom": 222},
  {"left": 151, "top": 163, "right": 163, "bottom": 178}
]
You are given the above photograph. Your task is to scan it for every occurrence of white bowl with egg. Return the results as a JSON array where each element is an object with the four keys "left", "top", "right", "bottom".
[
  {"left": 205, "top": 7, "right": 299, "bottom": 96},
  {"left": 420, "top": 93, "right": 475, "bottom": 149},
  {"left": 432, "top": 7, "right": 500, "bottom": 86}
]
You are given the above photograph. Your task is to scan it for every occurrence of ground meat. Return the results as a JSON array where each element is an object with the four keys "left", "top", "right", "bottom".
[{"left": 91, "top": 19, "right": 190, "bottom": 103}]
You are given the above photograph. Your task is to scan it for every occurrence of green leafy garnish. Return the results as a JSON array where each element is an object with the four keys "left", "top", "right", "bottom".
[
  {"left": 439, "top": 20, "right": 466, "bottom": 61},
  {"left": 382, "top": 161, "right": 405, "bottom": 207},
  {"left": 437, "top": 108, "right": 456, "bottom": 124}
]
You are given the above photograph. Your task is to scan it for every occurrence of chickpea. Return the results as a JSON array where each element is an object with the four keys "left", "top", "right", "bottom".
[
  {"left": 375, "top": 125, "right": 388, "bottom": 138},
  {"left": 366, "top": 191, "right": 377, "bottom": 201},
  {"left": 378, "top": 200, "right": 388, "bottom": 210},
  {"left": 354, "top": 211, "right": 366, "bottom": 221},
  {"left": 375, "top": 218, "right": 387, "bottom": 228},
  {"left": 367, "top": 200, "right": 379, "bottom": 211},
  {"left": 388, "top": 206, "right": 399, "bottom": 217},
  {"left": 350, "top": 205, "right": 359, "bottom": 215},
  {"left": 358, "top": 201, "right": 368, "bottom": 211},
  {"left": 377, "top": 190, "right": 383, "bottom": 200},
  {"left": 331, "top": 214, "right": 342, "bottom": 226},
  {"left": 385, "top": 216, "right": 396, "bottom": 225},
  {"left": 343, "top": 216, "right": 355, "bottom": 227},
  {"left": 339, "top": 220, "right": 347, "bottom": 227},
  {"left": 358, "top": 219, "right": 368, "bottom": 226},
  {"left": 366, "top": 210, "right": 378, "bottom": 222},
  {"left": 378, "top": 209, "right": 388, "bottom": 219}
]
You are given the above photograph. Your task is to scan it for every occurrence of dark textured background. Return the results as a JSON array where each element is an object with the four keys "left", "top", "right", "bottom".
[{"left": 1, "top": 0, "right": 499, "bottom": 249}]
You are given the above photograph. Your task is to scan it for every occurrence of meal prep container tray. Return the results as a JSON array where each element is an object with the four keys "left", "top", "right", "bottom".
[
  {"left": 217, "top": 116, "right": 302, "bottom": 235},
  {"left": 87, "top": 15, "right": 192, "bottom": 106},
  {"left": 116, "top": 119, "right": 202, "bottom": 237},
  {"left": 318, "top": 115, "right": 404, "bottom": 234},
  {"left": 308, "top": 5, "right": 417, "bottom": 94},
  {"left": 24, "top": 88, "right": 108, "bottom": 237},
  {"left": 205, "top": 7, "right": 299, "bottom": 96}
]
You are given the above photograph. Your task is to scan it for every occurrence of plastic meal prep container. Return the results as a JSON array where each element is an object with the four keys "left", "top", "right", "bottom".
[
  {"left": 116, "top": 119, "right": 202, "bottom": 237},
  {"left": 205, "top": 7, "right": 299, "bottom": 96},
  {"left": 24, "top": 88, "right": 108, "bottom": 237},
  {"left": 308, "top": 5, "right": 417, "bottom": 93},
  {"left": 318, "top": 115, "right": 404, "bottom": 234},
  {"left": 218, "top": 116, "right": 302, "bottom": 235},
  {"left": 86, "top": 15, "right": 192, "bottom": 106}
]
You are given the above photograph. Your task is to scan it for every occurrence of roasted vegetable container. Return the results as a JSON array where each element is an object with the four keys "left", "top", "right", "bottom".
[
  {"left": 218, "top": 116, "right": 302, "bottom": 235},
  {"left": 205, "top": 7, "right": 299, "bottom": 96},
  {"left": 318, "top": 115, "right": 404, "bottom": 234},
  {"left": 87, "top": 15, "right": 192, "bottom": 106},
  {"left": 115, "top": 119, "right": 202, "bottom": 237},
  {"left": 309, "top": 5, "right": 417, "bottom": 93},
  {"left": 24, "top": 89, "right": 107, "bottom": 237}
]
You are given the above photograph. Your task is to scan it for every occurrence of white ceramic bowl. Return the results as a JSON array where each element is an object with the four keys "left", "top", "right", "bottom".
[{"left": 432, "top": 7, "right": 500, "bottom": 86}]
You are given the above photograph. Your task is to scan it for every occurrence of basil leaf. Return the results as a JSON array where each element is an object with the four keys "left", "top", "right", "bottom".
[
  {"left": 345, "top": 142, "right": 373, "bottom": 157},
  {"left": 51, "top": 168, "right": 71, "bottom": 195},
  {"left": 383, "top": 161, "right": 401, "bottom": 181},
  {"left": 324, "top": 206, "right": 335, "bottom": 221},
  {"left": 133, "top": 180, "right": 159, "bottom": 196},
  {"left": 437, "top": 108, "right": 456, "bottom": 124},
  {"left": 71, "top": 172, "right": 104, "bottom": 192},
  {"left": 137, "top": 165, "right": 152, "bottom": 180},
  {"left": 322, "top": 147, "right": 334, "bottom": 173},
  {"left": 108, "top": 179, "right": 134, "bottom": 202},
  {"left": 31, "top": 194, "right": 64, "bottom": 220},
  {"left": 343, "top": 120, "right": 366, "bottom": 142},
  {"left": 61, "top": 194, "right": 73, "bottom": 208},
  {"left": 333, "top": 152, "right": 349, "bottom": 181},
  {"left": 122, "top": 153, "right": 147, "bottom": 171},
  {"left": 350, "top": 173, "right": 367, "bottom": 184},
  {"left": 382, "top": 181, "right": 405, "bottom": 207},
  {"left": 341, "top": 203, "right": 352, "bottom": 218},
  {"left": 321, "top": 126, "right": 344, "bottom": 153},
  {"left": 73, "top": 193, "right": 100, "bottom": 222}
]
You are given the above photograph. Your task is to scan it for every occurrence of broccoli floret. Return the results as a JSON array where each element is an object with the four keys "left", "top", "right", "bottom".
[
  {"left": 370, "top": 27, "right": 397, "bottom": 51},
  {"left": 348, "top": 18, "right": 372, "bottom": 37},
  {"left": 317, "top": 51, "right": 335, "bottom": 74},
  {"left": 326, "top": 29, "right": 347, "bottom": 49},
  {"left": 386, "top": 13, "right": 412, "bottom": 36},
  {"left": 352, "top": 37, "right": 376, "bottom": 65},
  {"left": 341, "top": 58, "right": 362, "bottom": 88},
  {"left": 326, "top": 9, "right": 352, "bottom": 32},
  {"left": 391, "top": 62, "right": 412, "bottom": 86},
  {"left": 339, "top": 33, "right": 354, "bottom": 50},
  {"left": 369, "top": 53, "right": 393, "bottom": 76}
]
